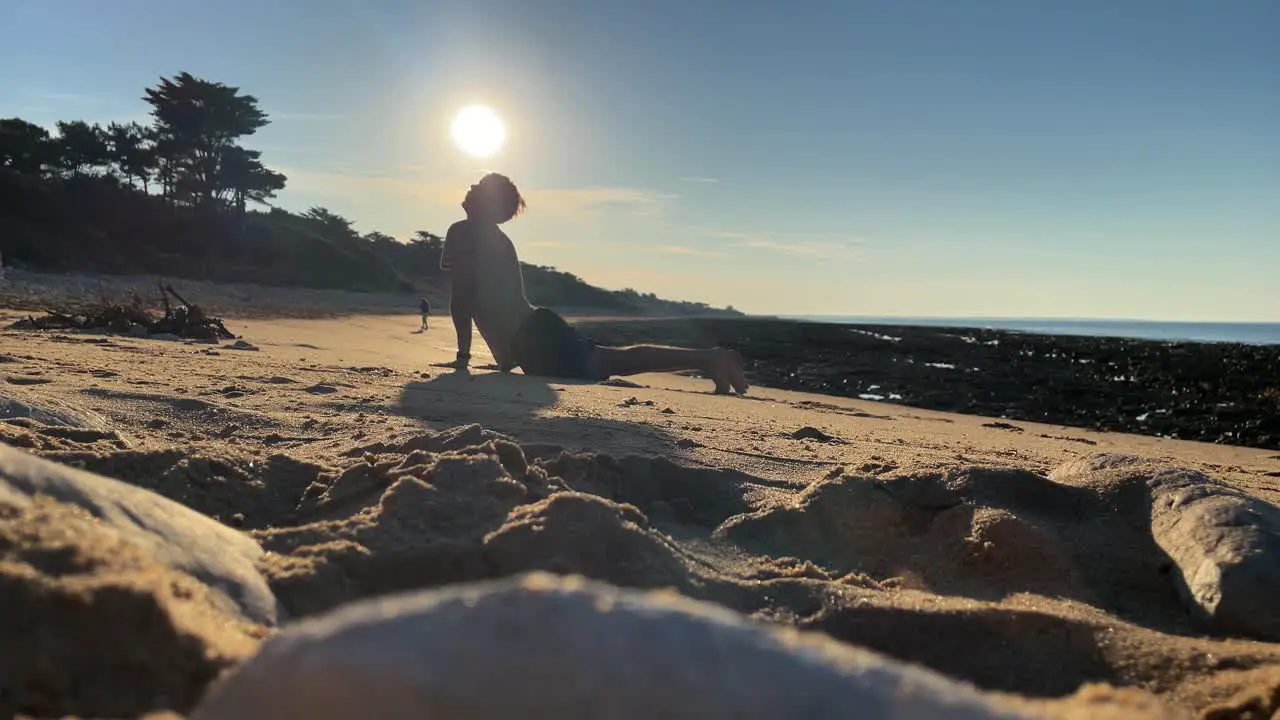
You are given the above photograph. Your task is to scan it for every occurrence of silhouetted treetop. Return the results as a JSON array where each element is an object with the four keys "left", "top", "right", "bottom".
[
  {"left": 0, "top": 118, "right": 53, "bottom": 176},
  {"left": 54, "top": 120, "right": 110, "bottom": 177},
  {"left": 220, "top": 146, "right": 286, "bottom": 215},
  {"left": 143, "top": 72, "right": 271, "bottom": 211},
  {"left": 143, "top": 73, "right": 268, "bottom": 146},
  {"left": 411, "top": 230, "right": 444, "bottom": 251}
]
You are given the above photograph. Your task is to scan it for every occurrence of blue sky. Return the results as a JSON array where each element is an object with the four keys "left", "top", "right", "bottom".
[{"left": 5, "top": 0, "right": 1278, "bottom": 320}]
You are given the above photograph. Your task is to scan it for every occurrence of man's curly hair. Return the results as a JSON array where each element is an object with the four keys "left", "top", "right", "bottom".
[{"left": 473, "top": 173, "right": 527, "bottom": 224}]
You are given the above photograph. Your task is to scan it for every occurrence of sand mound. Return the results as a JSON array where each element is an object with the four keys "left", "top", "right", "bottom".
[
  {"left": 43, "top": 446, "right": 326, "bottom": 529},
  {"left": 485, "top": 492, "right": 702, "bottom": 590},
  {"left": 716, "top": 466, "right": 1189, "bottom": 631},
  {"left": 257, "top": 447, "right": 540, "bottom": 616},
  {"left": 0, "top": 495, "right": 262, "bottom": 718},
  {"left": 256, "top": 443, "right": 745, "bottom": 617},
  {"left": 535, "top": 452, "right": 756, "bottom": 527}
]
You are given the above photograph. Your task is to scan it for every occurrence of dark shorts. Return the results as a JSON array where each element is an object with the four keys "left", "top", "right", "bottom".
[{"left": 510, "top": 308, "right": 599, "bottom": 380}]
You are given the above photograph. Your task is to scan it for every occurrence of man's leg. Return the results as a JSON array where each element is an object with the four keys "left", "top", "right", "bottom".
[{"left": 590, "top": 345, "right": 749, "bottom": 395}]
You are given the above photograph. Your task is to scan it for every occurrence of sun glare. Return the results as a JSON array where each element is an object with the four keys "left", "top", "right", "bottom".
[{"left": 450, "top": 104, "right": 506, "bottom": 158}]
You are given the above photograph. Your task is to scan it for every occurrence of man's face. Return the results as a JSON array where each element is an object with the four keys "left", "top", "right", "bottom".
[{"left": 462, "top": 184, "right": 478, "bottom": 212}]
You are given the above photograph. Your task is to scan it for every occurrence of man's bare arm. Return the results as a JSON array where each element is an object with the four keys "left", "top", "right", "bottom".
[
  {"left": 451, "top": 280, "right": 475, "bottom": 361},
  {"left": 437, "top": 221, "right": 477, "bottom": 368}
]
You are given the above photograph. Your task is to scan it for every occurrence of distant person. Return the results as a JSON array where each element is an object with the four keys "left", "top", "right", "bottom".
[
  {"left": 419, "top": 297, "right": 430, "bottom": 330},
  {"left": 436, "top": 173, "right": 748, "bottom": 394}
]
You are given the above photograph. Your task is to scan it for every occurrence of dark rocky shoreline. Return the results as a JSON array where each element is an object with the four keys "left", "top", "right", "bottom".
[{"left": 578, "top": 317, "right": 1280, "bottom": 451}]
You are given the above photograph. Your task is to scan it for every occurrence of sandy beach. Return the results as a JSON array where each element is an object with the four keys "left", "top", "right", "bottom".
[{"left": 3, "top": 276, "right": 1280, "bottom": 718}]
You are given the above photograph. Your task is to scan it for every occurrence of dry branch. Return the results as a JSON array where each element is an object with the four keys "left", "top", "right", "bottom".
[{"left": 8, "top": 283, "right": 236, "bottom": 340}]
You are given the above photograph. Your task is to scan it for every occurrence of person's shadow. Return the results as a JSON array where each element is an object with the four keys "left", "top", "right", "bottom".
[{"left": 393, "top": 367, "right": 681, "bottom": 457}]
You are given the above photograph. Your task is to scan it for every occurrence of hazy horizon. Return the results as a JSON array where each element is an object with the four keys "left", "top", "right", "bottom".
[
  {"left": 777, "top": 315, "right": 1280, "bottom": 346},
  {"left": 5, "top": 0, "right": 1277, "bottom": 322},
  {"left": 782, "top": 314, "right": 1280, "bottom": 325}
]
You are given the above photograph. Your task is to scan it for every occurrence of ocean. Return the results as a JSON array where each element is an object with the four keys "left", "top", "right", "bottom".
[{"left": 782, "top": 316, "right": 1280, "bottom": 346}]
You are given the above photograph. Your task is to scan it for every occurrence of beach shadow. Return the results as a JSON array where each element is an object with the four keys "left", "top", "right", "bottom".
[{"left": 393, "top": 368, "right": 681, "bottom": 457}]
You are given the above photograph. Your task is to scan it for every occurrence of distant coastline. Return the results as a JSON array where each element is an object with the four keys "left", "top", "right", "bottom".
[{"left": 776, "top": 316, "right": 1280, "bottom": 346}]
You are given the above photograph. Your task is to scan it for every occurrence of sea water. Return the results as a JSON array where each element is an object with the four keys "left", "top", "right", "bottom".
[{"left": 782, "top": 316, "right": 1280, "bottom": 346}]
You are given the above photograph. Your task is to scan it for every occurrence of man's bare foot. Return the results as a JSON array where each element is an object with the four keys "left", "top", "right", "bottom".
[
  {"left": 709, "top": 348, "right": 749, "bottom": 395},
  {"left": 430, "top": 359, "right": 470, "bottom": 370}
]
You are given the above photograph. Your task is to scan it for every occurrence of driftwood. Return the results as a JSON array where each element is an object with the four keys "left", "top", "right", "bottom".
[{"left": 8, "top": 283, "right": 236, "bottom": 340}]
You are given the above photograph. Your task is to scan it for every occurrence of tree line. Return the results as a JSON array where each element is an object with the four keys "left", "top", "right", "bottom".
[
  {"left": 0, "top": 72, "right": 734, "bottom": 316},
  {"left": 2, "top": 73, "right": 286, "bottom": 219}
]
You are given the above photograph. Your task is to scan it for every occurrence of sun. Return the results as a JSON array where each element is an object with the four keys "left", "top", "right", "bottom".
[{"left": 450, "top": 104, "right": 506, "bottom": 158}]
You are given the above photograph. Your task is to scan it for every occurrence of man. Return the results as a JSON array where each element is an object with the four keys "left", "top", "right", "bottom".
[
  {"left": 436, "top": 173, "right": 748, "bottom": 395},
  {"left": 419, "top": 297, "right": 431, "bottom": 330}
]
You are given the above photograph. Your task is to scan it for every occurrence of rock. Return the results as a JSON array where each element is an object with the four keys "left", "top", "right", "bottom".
[
  {"left": 1052, "top": 454, "right": 1280, "bottom": 641},
  {"left": 191, "top": 573, "right": 1031, "bottom": 720},
  {"left": 1147, "top": 467, "right": 1280, "bottom": 641},
  {"left": 150, "top": 333, "right": 182, "bottom": 342},
  {"left": 0, "top": 388, "right": 114, "bottom": 431},
  {"left": 0, "top": 443, "right": 281, "bottom": 627},
  {"left": 5, "top": 375, "right": 52, "bottom": 386},
  {"left": 0, "top": 492, "right": 262, "bottom": 718},
  {"left": 227, "top": 340, "right": 259, "bottom": 352},
  {"left": 128, "top": 322, "right": 149, "bottom": 337},
  {"left": 792, "top": 426, "right": 839, "bottom": 442}
]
